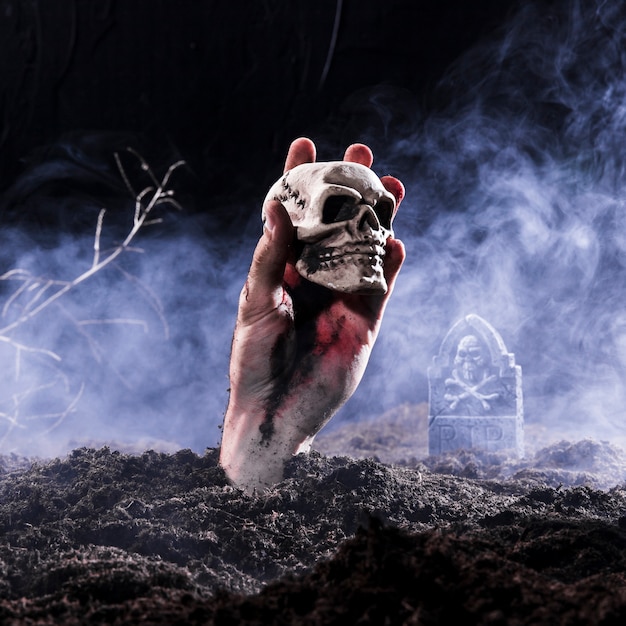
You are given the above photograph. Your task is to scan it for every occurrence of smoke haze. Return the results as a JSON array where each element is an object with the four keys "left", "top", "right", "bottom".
[
  {"left": 356, "top": 0, "right": 626, "bottom": 446},
  {"left": 2, "top": 0, "right": 626, "bottom": 456}
]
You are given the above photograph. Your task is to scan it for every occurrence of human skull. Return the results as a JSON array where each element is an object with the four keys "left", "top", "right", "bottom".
[
  {"left": 263, "top": 161, "right": 397, "bottom": 293},
  {"left": 454, "top": 335, "right": 487, "bottom": 384}
]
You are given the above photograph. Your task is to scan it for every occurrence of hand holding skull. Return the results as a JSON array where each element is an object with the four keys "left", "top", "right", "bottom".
[{"left": 219, "top": 138, "right": 405, "bottom": 491}]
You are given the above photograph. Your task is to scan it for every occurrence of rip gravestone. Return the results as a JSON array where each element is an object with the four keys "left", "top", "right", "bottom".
[{"left": 428, "top": 314, "right": 524, "bottom": 457}]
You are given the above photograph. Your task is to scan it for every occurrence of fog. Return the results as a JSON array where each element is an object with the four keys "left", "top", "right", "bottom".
[
  {"left": 2, "top": 0, "right": 626, "bottom": 456},
  {"left": 360, "top": 0, "right": 626, "bottom": 445}
]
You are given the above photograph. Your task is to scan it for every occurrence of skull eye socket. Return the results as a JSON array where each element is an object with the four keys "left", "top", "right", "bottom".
[
  {"left": 322, "top": 195, "right": 360, "bottom": 224},
  {"left": 375, "top": 199, "right": 394, "bottom": 229}
]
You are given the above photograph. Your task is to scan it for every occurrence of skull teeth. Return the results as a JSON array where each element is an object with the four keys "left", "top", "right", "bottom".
[
  {"left": 307, "top": 244, "right": 386, "bottom": 271},
  {"left": 317, "top": 254, "right": 384, "bottom": 270},
  {"left": 318, "top": 245, "right": 385, "bottom": 260}
]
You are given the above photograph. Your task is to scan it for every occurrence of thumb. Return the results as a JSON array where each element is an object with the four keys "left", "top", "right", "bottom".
[{"left": 240, "top": 201, "right": 294, "bottom": 320}]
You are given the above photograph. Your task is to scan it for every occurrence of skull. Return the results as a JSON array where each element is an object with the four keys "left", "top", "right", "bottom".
[
  {"left": 453, "top": 335, "right": 487, "bottom": 384},
  {"left": 263, "top": 161, "right": 397, "bottom": 293}
]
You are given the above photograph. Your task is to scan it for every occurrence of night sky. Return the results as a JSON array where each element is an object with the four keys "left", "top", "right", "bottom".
[{"left": 0, "top": 0, "right": 521, "bottom": 199}]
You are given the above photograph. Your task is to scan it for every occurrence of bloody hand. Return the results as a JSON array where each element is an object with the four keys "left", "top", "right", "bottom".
[{"left": 219, "top": 138, "right": 405, "bottom": 491}]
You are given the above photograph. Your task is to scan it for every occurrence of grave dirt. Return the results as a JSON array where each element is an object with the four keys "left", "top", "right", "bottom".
[{"left": 0, "top": 407, "right": 625, "bottom": 624}]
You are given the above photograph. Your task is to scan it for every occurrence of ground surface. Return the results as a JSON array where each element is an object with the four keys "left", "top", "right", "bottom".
[{"left": 1, "top": 405, "right": 626, "bottom": 624}]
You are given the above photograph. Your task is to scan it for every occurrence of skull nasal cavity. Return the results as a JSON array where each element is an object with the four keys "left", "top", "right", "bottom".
[{"left": 359, "top": 207, "right": 380, "bottom": 231}]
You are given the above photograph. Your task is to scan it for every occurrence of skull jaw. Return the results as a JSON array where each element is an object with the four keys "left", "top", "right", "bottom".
[{"left": 296, "top": 245, "right": 389, "bottom": 294}]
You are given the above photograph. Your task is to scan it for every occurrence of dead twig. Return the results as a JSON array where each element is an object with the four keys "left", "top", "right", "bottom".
[
  {"left": 0, "top": 150, "right": 184, "bottom": 336},
  {"left": 0, "top": 149, "right": 184, "bottom": 446}
]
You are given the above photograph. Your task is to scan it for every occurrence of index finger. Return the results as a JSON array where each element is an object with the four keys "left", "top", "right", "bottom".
[
  {"left": 284, "top": 137, "right": 316, "bottom": 172},
  {"left": 343, "top": 143, "right": 373, "bottom": 167}
]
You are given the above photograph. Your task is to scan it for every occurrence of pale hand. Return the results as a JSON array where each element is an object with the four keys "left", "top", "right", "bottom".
[{"left": 219, "top": 138, "right": 405, "bottom": 491}]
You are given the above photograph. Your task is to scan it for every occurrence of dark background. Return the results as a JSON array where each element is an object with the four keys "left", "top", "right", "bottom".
[
  {"left": 0, "top": 0, "right": 523, "bottom": 202},
  {"left": 5, "top": 0, "right": 599, "bottom": 455}
]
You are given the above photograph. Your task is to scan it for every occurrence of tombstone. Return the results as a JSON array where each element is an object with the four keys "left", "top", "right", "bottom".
[{"left": 428, "top": 314, "right": 524, "bottom": 457}]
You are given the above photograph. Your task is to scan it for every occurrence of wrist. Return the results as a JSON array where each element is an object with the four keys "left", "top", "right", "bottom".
[{"left": 219, "top": 403, "right": 290, "bottom": 491}]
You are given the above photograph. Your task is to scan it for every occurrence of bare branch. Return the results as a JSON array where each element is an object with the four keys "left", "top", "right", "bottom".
[
  {"left": 0, "top": 335, "right": 62, "bottom": 362},
  {"left": 93, "top": 208, "right": 106, "bottom": 267},
  {"left": 0, "top": 151, "right": 185, "bottom": 336},
  {"left": 114, "top": 151, "right": 137, "bottom": 199},
  {"left": 0, "top": 150, "right": 185, "bottom": 449},
  {"left": 26, "top": 383, "right": 85, "bottom": 436}
]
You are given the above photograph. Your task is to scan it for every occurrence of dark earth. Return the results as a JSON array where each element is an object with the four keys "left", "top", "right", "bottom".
[{"left": 1, "top": 403, "right": 626, "bottom": 625}]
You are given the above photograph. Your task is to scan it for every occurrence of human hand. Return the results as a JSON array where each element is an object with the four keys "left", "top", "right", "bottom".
[{"left": 219, "top": 138, "right": 405, "bottom": 491}]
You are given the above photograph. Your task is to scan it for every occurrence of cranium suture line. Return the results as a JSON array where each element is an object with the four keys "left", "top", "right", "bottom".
[{"left": 264, "top": 161, "right": 397, "bottom": 294}]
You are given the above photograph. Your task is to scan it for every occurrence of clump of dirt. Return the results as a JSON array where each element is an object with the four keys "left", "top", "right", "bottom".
[
  {"left": 0, "top": 437, "right": 625, "bottom": 624},
  {"left": 313, "top": 403, "right": 626, "bottom": 489},
  {"left": 312, "top": 403, "right": 430, "bottom": 465}
]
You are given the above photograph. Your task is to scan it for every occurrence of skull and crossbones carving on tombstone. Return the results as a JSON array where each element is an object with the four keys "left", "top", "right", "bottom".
[
  {"left": 428, "top": 314, "right": 524, "bottom": 457},
  {"left": 264, "top": 162, "right": 397, "bottom": 294},
  {"left": 444, "top": 335, "right": 500, "bottom": 415}
]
